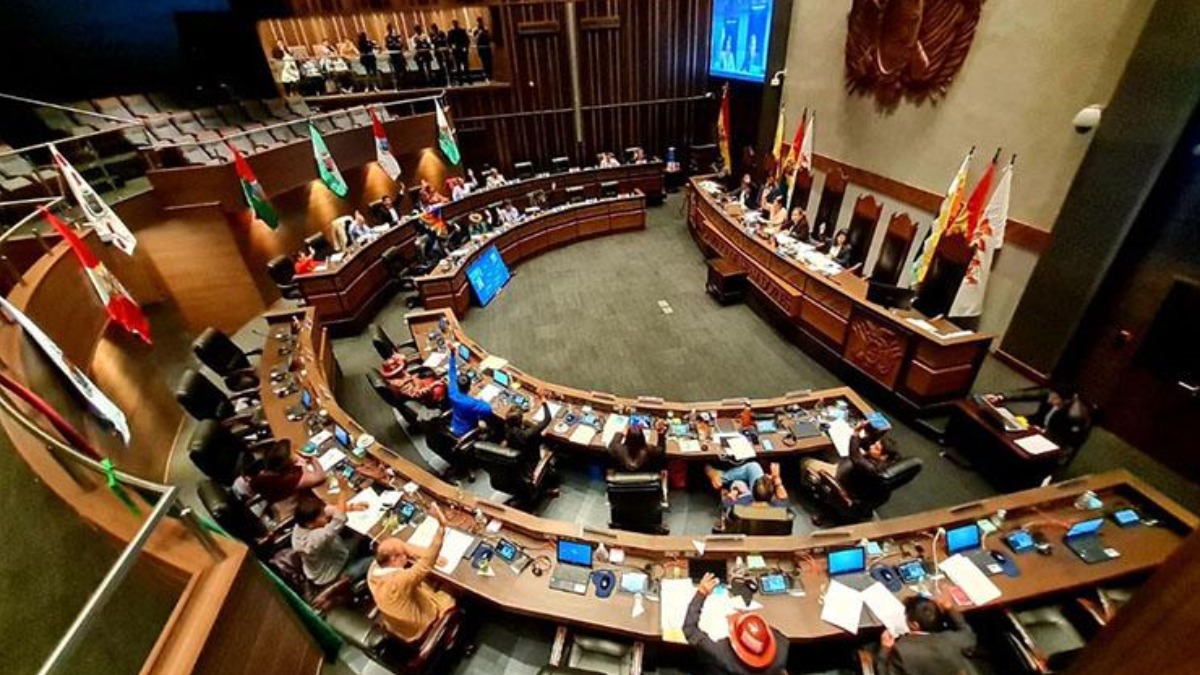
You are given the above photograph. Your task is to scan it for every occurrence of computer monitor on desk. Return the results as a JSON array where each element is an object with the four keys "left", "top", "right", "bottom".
[
  {"left": 867, "top": 280, "right": 916, "bottom": 310},
  {"left": 550, "top": 156, "right": 570, "bottom": 174},
  {"left": 600, "top": 180, "right": 618, "bottom": 198},
  {"left": 514, "top": 161, "right": 534, "bottom": 180},
  {"left": 565, "top": 186, "right": 585, "bottom": 204}
]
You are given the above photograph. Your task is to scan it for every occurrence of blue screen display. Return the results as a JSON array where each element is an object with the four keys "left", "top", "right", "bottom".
[
  {"left": 457, "top": 345, "right": 471, "bottom": 362},
  {"left": 1067, "top": 518, "right": 1104, "bottom": 538},
  {"left": 557, "top": 540, "right": 594, "bottom": 567},
  {"left": 946, "top": 524, "right": 981, "bottom": 554},
  {"left": 334, "top": 424, "right": 351, "bottom": 448},
  {"left": 301, "top": 389, "right": 312, "bottom": 410},
  {"left": 710, "top": 0, "right": 775, "bottom": 83},
  {"left": 493, "top": 370, "right": 511, "bottom": 387},
  {"left": 828, "top": 547, "right": 866, "bottom": 575},
  {"left": 466, "top": 245, "right": 512, "bottom": 306}
]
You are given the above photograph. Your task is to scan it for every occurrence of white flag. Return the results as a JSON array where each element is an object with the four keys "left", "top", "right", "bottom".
[
  {"left": 370, "top": 106, "right": 401, "bottom": 181},
  {"left": 950, "top": 164, "right": 1012, "bottom": 318},
  {"left": 0, "top": 296, "right": 130, "bottom": 443},
  {"left": 49, "top": 144, "right": 137, "bottom": 255}
]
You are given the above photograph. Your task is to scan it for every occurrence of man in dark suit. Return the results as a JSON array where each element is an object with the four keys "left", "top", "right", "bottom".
[
  {"left": 373, "top": 195, "right": 404, "bottom": 227},
  {"left": 728, "top": 173, "right": 759, "bottom": 209},
  {"left": 447, "top": 20, "right": 470, "bottom": 78},
  {"left": 989, "top": 387, "right": 1093, "bottom": 452},
  {"left": 875, "top": 595, "right": 977, "bottom": 675},
  {"left": 684, "top": 573, "right": 789, "bottom": 674}
]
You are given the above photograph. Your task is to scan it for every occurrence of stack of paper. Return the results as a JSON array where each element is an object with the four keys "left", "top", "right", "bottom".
[
  {"left": 1015, "top": 434, "right": 1059, "bottom": 455},
  {"left": 678, "top": 439, "right": 702, "bottom": 454},
  {"left": 317, "top": 448, "right": 346, "bottom": 471},
  {"left": 821, "top": 580, "right": 865, "bottom": 634},
  {"left": 569, "top": 425, "right": 597, "bottom": 445},
  {"left": 422, "top": 352, "right": 448, "bottom": 370},
  {"left": 479, "top": 355, "right": 509, "bottom": 373},
  {"left": 862, "top": 583, "right": 909, "bottom": 636},
  {"left": 719, "top": 433, "right": 757, "bottom": 460},
  {"left": 602, "top": 415, "right": 629, "bottom": 446},
  {"left": 532, "top": 402, "right": 563, "bottom": 423},
  {"left": 406, "top": 520, "right": 476, "bottom": 575},
  {"left": 827, "top": 419, "right": 854, "bottom": 458},
  {"left": 477, "top": 383, "right": 502, "bottom": 403},
  {"left": 345, "top": 489, "right": 387, "bottom": 535},
  {"left": 660, "top": 578, "right": 695, "bottom": 644},
  {"left": 939, "top": 555, "right": 1002, "bottom": 606}
]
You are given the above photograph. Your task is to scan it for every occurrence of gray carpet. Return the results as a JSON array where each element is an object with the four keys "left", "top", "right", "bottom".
[{"left": 326, "top": 191, "right": 1200, "bottom": 675}]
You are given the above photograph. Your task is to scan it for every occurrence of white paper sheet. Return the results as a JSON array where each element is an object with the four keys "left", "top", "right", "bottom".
[
  {"left": 532, "top": 402, "right": 563, "bottom": 423},
  {"left": 827, "top": 419, "right": 854, "bottom": 458},
  {"left": 698, "top": 587, "right": 733, "bottom": 641},
  {"left": 345, "top": 489, "right": 386, "bottom": 535},
  {"left": 678, "top": 439, "right": 702, "bottom": 454},
  {"left": 569, "top": 425, "right": 597, "bottom": 445},
  {"left": 939, "top": 554, "right": 1002, "bottom": 606},
  {"left": 720, "top": 434, "right": 757, "bottom": 460},
  {"left": 821, "top": 580, "right": 864, "bottom": 634},
  {"left": 436, "top": 529, "right": 476, "bottom": 574},
  {"left": 659, "top": 578, "right": 695, "bottom": 644},
  {"left": 602, "top": 414, "right": 629, "bottom": 446},
  {"left": 862, "top": 582, "right": 909, "bottom": 636},
  {"left": 479, "top": 355, "right": 509, "bottom": 373},
  {"left": 477, "top": 384, "right": 502, "bottom": 403},
  {"left": 422, "top": 352, "right": 448, "bottom": 370},
  {"left": 317, "top": 448, "right": 346, "bottom": 471},
  {"left": 407, "top": 517, "right": 439, "bottom": 548},
  {"left": 1015, "top": 434, "right": 1059, "bottom": 455}
]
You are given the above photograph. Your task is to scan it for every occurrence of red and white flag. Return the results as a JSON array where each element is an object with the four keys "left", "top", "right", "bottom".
[
  {"left": 49, "top": 144, "right": 137, "bottom": 255},
  {"left": 950, "top": 160, "right": 1013, "bottom": 318},
  {"left": 40, "top": 207, "right": 152, "bottom": 344},
  {"left": 785, "top": 110, "right": 814, "bottom": 212},
  {"left": 369, "top": 106, "right": 401, "bottom": 181}
]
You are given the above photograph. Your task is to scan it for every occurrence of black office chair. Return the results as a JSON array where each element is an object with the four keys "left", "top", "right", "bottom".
[
  {"left": 606, "top": 472, "right": 667, "bottom": 534},
  {"left": 187, "top": 418, "right": 281, "bottom": 485},
  {"left": 175, "top": 368, "right": 267, "bottom": 438},
  {"left": 425, "top": 424, "right": 480, "bottom": 483},
  {"left": 267, "top": 547, "right": 358, "bottom": 613},
  {"left": 473, "top": 440, "right": 556, "bottom": 511},
  {"left": 540, "top": 626, "right": 645, "bottom": 674},
  {"left": 365, "top": 371, "right": 448, "bottom": 434},
  {"left": 197, "top": 478, "right": 272, "bottom": 547},
  {"left": 325, "top": 605, "right": 467, "bottom": 675},
  {"left": 801, "top": 457, "right": 924, "bottom": 524},
  {"left": 192, "top": 327, "right": 262, "bottom": 392},
  {"left": 369, "top": 323, "right": 419, "bottom": 361},
  {"left": 267, "top": 255, "right": 304, "bottom": 300},
  {"left": 729, "top": 504, "right": 793, "bottom": 536},
  {"left": 1001, "top": 605, "right": 1089, "bottom": 673},
  {"left": 305, "top": 233, "right": 334, "bottom": 261}
]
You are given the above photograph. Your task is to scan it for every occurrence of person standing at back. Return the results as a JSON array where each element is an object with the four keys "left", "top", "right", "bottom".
[
  {"left": 875, "top": 595, "right": 977, "bottom": 675},
  {"left": 684, "top": 573, "right": 789, "bottom": 674},
  {"left": 384, "top": 24, "right": 406, "bottom": 89},
  {"left": 448, "top": 20, "right": 470, "bottom": 78},
  {"left": 473, "top": 17, "right": 493, "bottom": 80}
]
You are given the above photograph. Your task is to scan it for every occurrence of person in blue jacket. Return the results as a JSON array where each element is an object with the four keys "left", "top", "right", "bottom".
[{"left": 447, "top": 342, "right": 493, "bottom": 437}]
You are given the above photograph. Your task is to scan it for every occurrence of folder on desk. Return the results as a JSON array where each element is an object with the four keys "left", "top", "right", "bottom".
[{"left": 1015, "top": 434, "right": 1059, "bottom": 455}]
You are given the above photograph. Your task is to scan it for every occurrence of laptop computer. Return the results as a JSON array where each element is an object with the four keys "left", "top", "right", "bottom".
[
  {"left": 945, "top": 523, "right": 1003, "bottom": 574},
  {"left": 827, "top": 546, "right": 874, "bottom": 590},
  {"left": 549, "top": 539, "right": 594, "bottom": 595},
  {"left": 1064, "top": 518, "right": 1119, "bottom": 564},
  {"left": 492, "top": 369, "right": 512, "bottom": 391},
  {"left": 286, "top": 388, "right": 313, "bottom": 420}
]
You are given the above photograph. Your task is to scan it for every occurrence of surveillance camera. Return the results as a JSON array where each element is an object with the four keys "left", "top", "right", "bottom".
[{"left": 1072, "top": 104, "right": 1103, "bottom": 134}]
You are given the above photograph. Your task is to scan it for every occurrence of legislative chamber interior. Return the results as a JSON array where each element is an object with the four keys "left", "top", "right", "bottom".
[{"left": 2, "top": 1, "right": 1200, "bottom": 674}]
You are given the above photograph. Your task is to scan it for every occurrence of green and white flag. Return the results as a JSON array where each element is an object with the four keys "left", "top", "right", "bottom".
[
  {"left": 435, "top": 99, "right": 460, "bottom": 166},
  {"left": 309, "top": 123, "right": 348, "bottom": 198}
]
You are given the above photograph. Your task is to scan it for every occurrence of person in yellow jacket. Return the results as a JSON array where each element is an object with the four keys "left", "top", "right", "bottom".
[{"left": 367, "top": 503, "right": 457, "bottom": 643}]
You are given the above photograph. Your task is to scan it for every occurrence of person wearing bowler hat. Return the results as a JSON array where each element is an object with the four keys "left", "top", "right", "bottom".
[{"left": 684, "top": 572, "right": 789, "bottom": 673}]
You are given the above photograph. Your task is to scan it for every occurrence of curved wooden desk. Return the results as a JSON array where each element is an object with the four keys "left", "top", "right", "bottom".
[
  {"left": 414, "top": 192, "right": 647, "bottom": 316},
  {"left": 405, "top": 307, "right": 873, "bottom": 461},
  {"left": 297, "top": 162, "right": 661, "bottom": 333},
  {"left": 259, "top": 309, "right": 1195, "bottom": 643},
  {"left": 687, "top": 177, "right": 993, "bottom": 411}
]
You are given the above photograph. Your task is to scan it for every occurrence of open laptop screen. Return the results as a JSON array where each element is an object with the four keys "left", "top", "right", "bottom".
[
  {"left": 557, "top": 540, "right": 594, "bottom": 567},
  {"left": 946, "top": 524, "right": 982, "bottom": 554},
  {"left": 1066, "top": 518, "right": 1104, "bottom": 538},
  {"left": 828, "top": 547, "right": 866, "bottom": 575}
]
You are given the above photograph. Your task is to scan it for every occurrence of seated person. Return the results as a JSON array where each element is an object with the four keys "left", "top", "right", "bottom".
[
  {"left": 609, "top": 418, "right": 670, "bottom": 506},
  {"left": 762, "top": 195, "right": 787, "bottom": 231},
  {"left": 758, "top": 175, "right": 783, "bottom": 211},
  {"left": 447, "top": 341, "right": 493, "bottom": 437},
  {"left": 728, "top": 174, "right": 758, "bottom": 209},
  {"left": 875, "top": 595, "right": 977, "bottom": 675},
  {"left": 630, "top": 147, "right": 647, "bottom": 164},
  {"left": 291, "top": 494, "right": 373, "bottom": 586},
  {"left": 706, "top": 462, "right": 789, "bottom": 530},
  {"left": 497, "top": 200, "right": 522, "bottom": 225},
  {"left": 381, "top": 354, "right": 447, "bottom": 406},
  {"left": 809, "top": 218, "right": 833, "bottom": 250},
  {"left": 347, "top": 210, "right": 377, "bottom": 246},
  {"left": 786, "top": 207, "right": 810, "bottom": 240},
  {"left": 504, "top": 401, "right": 553, "bottom": 459},
  {"left": 245, "top": 442, "right": 326, "bottom": 503},
  {"left": 369, "top": 503, "right": 458, "bottom": 644},
  {"left": 828, "top": 229, "right": 854, "bottom": 267},
  {"left": 418, "top": 179, "right": 448, "bottom": 208},
  {"left": 293, "top": 246, "right": 319, "bottom": 275},
  {"left": 448, "top": 170, "right": 478, "bottom": 200},
  {"left": 802, "top": 428, "right": 899, "bottom": 501},
  {"left": 465, "top": 211, "right": 490, "bottom": 237},
  {"left": 484, "top": 168, "right": 507, "bottom": 189},
  {"left": 373, "top": 194, "right": 404, "bottom": 226},
  {"left": 986, "top": 386, "right": 1093, "bottom": 450},
  {"left": 685, "top": 572, "right": 789, "bottom": 674},
  {"left": 598, "top": 151, "right": 621, "bottom": 168}
]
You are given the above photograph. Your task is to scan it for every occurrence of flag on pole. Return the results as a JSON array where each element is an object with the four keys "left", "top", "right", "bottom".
[
  {"left": 785, "top": 110, "right": 813, "bottom": 212},
  {"left": 49, "top": 144, "right": 137, "bottom": 255},
  {"left": 40, "top": 207, "right": 152, "bottom": 345},
  {"left": 771, "top": 106, "right": 785, "bottom": 180},
  {"left": 950, "top": 160, "right": 1013, "bottom": 317},
  {"left": 950, "top": 149, "right": 998, "bottom": 237},
  {"left": 0, "top": 294, "right": 131, "bottom": 443},
  {"left": 310, "top": 123, "right": 348, "bottom": 198},
  {"left": 911, "top": 148, "right": 973, "bottom": 285},
  {"left": 369, "top": 106, "right": 401, "bottom": 181},
  {"left": 717, "top": 83, "right": 732, "bottom": 174},
  {"left": 435, "top": 98, "right": 461, "bottom": 166},
  {"left": 783, "top": 110, "right": 806, "bottom": 174},
  {"left": 420, "top": 207, "right": 449, "bottom": 237},
  {"left": 228, "top": 142, "right": 278, "bottom": 229}
]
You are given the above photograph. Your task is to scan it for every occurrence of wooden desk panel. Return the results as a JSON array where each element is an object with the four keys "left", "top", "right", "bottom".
[
  {"left": 415, "top": 193, "right": 646, "bottom": 318},
  {"left": 688, "top": 178, "right": 993, "bottom": 410},
  {"left": 259, "top": 310, "right": 1195, "bottom": 643}
]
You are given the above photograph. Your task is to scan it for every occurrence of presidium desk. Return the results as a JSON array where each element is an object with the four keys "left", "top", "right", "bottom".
[
  {"left": 294, "top": 163, "right": 663, "bottom": 333},
  {"left": 687, "top": 176, "right": 994, "bottom": 411},
  {"left": 257, "top": 307, "right": 1195, "bottom": 644}
]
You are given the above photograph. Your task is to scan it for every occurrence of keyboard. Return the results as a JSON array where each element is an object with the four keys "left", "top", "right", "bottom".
[{"left": 549, "top": 564, "right": 591, "bottom": 595}]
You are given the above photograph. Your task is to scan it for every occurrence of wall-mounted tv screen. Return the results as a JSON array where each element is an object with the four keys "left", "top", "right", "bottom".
[
  {"left": 709, "top": 0, "right": 775, "bottom": 83},
  {"left": 466, "top": 245, "right": 511, "bottom": 306}
]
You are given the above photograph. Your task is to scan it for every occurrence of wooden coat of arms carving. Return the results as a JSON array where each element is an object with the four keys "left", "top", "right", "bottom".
[{"left": 844, "top": 0, "right": 984, "bottom": 108}]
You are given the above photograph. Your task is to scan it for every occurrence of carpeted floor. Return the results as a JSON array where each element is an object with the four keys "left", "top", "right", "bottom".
[{"left": 325, "top": 191, "right": 1200, "bottom": 674}]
